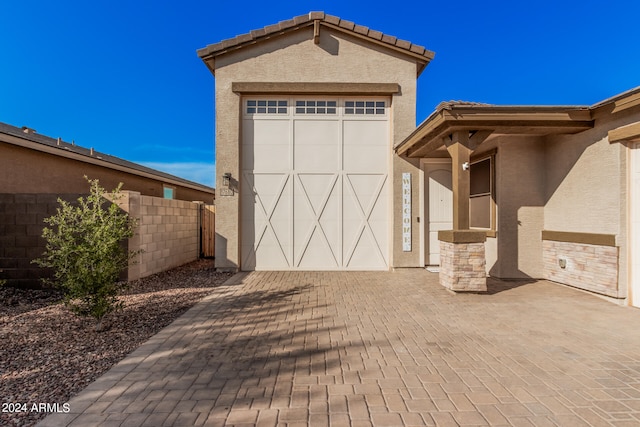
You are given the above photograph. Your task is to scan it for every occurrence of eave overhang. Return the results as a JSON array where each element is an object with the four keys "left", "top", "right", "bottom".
[
  {"left": 609, "top": 122, "right": 640, "bottom": 144},
  {"left": 396, "top": 105, "right": 594, "bottom": 158},
  {"left": 591, "top": 86, "right": 640, "bottom": 116}
]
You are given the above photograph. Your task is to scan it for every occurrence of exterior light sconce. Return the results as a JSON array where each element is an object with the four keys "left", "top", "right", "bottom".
[
  {"left": 223, "top": 173, "right": 232, "bottom": 188},
  {"left": 462, "top": 162, "right": 470, "bottom": 171},
  {"left": 558, "top": 257, "right": 567, "bottom": 269}
]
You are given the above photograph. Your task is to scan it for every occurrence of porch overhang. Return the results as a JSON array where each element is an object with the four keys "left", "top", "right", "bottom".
[
  {"left": 395, "top": 103, "right": 594, "bottom": 158},
  {"left": 608, "top": 121, "right": 640, "bottom": 144}
]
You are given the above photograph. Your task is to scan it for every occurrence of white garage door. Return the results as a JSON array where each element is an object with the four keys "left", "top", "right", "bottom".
[{"left": 241, "top": 97, "right": 389, "bottom": 270}]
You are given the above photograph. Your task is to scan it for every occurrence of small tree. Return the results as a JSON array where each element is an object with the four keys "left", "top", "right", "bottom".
[{"left": 34, "top": 178, "right": 139, "bottom": 331}]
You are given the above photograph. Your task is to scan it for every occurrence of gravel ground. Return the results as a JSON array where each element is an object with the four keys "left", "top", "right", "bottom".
[{"left": 0, "top": 260, "right": 233, "bottom": 427}]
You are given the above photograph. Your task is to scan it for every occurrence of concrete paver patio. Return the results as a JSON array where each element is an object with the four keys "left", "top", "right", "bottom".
[{"left": 39, "top": 270, "right": 640, "bottom": 426}]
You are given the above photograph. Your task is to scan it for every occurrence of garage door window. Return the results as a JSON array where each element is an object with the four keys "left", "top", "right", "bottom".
[
  {"left": 345, "top": 100, "right": 385, "bottom": 115},
  {"left": 246, "top": 100, "right": 288, "bottom": 114},
  {"left": 295, "top": 100, "right": 337, "bottom": 114}
]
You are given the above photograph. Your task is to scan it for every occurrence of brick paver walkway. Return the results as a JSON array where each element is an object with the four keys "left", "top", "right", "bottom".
[{"left": 39, "top": 270, "right": 640, "bottom": 426}]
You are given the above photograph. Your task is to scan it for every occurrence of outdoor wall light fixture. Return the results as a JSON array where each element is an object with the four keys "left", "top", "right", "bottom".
[
  {"left": 558, "top": 257, "right": 567, "bottom": 269},
  {"left": 223, "top": 172, "right": 232, "bottom": 187},
  {"left": 462, "top": 162, "right": 470, "bottom": 171}
]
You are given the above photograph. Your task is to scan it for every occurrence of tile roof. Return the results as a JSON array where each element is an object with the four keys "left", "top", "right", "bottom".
[
  {"left": 435, "top": 101, "right": 493, "bottom": 110},
  {"left": 197, "top": 11, "right": 434, "bottom": 63},
  {"left": 0, "top": 122, "right": 214, "bottom": 192}
]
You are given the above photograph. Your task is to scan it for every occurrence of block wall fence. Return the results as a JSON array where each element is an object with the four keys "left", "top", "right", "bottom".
[
  {"left": 115, "top": 191, "right": 201, "bottom": 281},
  {"left": 0, "top": 192, "right": 204, "bottom": 288},
  {"left": 0, "top": 193, "right": 85, "bottom": 288}
]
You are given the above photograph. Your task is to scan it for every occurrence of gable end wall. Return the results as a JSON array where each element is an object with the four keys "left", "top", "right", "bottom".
[{"left": 212, "top": 26, "right": 421, "bottom": 270}]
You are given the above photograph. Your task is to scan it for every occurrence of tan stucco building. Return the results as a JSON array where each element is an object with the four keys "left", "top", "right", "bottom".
[
  {"left": 1, "top": 121, "right": 216, "bottom": 288},
  {"left": 198, "top": 12, "right": 432, "bottom": 272},
  {"left": 398, "top": 89, "right": 640, "bottom": 305},
  {"left": 199, "top": 12, "right": 640, "bottom": 307},
  {"left": 0, "top": 122, "right": 215, "bottom": 202}
]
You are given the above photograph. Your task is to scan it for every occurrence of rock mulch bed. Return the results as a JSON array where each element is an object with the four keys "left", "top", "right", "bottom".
[{"left": 0, "top": 260, "right": 233, "bottom": 427}]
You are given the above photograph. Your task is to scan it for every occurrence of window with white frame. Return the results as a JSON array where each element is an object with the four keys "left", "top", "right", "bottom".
[{"left": 246, "top": 100, "right": 288, "bottom": 114}]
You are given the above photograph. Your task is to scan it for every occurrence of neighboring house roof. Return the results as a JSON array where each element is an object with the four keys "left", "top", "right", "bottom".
[
  {"left": 0, "top": 122, "right": 215, "bottom": 194},
  {"left": 197, "top": 11, "right": 435, "bottom": 76},
  {"left": 395, "top": 87, "right": 640, "bottom": 158}
]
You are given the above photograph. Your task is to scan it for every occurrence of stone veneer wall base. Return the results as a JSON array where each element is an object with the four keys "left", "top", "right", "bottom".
[
  {"left": 542, "top": 239, "right": 620, "bottom": 298},
  {"left": 439, "top": 239, "right": 487, "bottom": 292}
]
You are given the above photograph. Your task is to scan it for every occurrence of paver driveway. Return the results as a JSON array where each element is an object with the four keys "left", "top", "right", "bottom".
[{"left": 39, "top": 270, "right": 640, "bottom": 426}]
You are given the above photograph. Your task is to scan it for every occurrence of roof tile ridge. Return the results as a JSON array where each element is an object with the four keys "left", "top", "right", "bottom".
[{"left": 197, "top": 10, "right": 435, "bottom": 61}]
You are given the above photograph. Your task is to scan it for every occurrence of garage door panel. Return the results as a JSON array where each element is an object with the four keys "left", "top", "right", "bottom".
[
  {"left": 294, "top": 121, "right": 340, "bottom": 172},
  {"left": 319, "top": 194, "right": 341, "bottom": 261},
  {"left": 241, "top": 224, "right": 290, "bottom": 270},
  {"left": 343, "top": 146, "right": 387, "bottom": 173},
  {"left": 241, "top": 172, "right": 292, "bottom": 268},
  {"left": 346, "top": 228, "right": 385, "bottom": 269},
  {"left": 297, "top": 174, "right": 338, "bottom": 214},
  {"left": 342, "top": 188, "right": 363, "bottom": 249},
  {"left": 251, "top": 173, "right": 289, "bottom": 213},
  {"left": 346, "top": 174, "right": 386, "bottom": 212},
  {"left": 344, "top": 120, "right": 387, "bottom": 145},
  {"left": 242, "top": 120, "right": 290, "bottom": 171},
  {"left": 342, "top": 175, "right": 388, "bottom": 270},
  {"left": 252, "top": 233, "right": 290, "bottom": 270},
  {"left": 296, "top": 227, "right": 340, "bottom": 269},
  {"left": 344, "top": 121, "right": 387, "bottom": 173},
  {"left": 294, "top": 173, "right": 340, "bottom": 269},
  {"left": 368, "top": 178, "right": 388, "bottom": 225}
]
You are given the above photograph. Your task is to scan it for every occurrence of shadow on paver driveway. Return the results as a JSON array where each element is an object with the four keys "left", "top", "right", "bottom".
[{"left": 40, "top": 270, "right": 640, "bottom": 427}]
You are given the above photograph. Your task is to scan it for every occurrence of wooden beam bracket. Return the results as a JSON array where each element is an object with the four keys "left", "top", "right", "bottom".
[
  {"left": 469, "top": 130, "right": 493, "bottom": 150},
  {"left": 313, "top": 20, "right": 320, "bottom": 44}
]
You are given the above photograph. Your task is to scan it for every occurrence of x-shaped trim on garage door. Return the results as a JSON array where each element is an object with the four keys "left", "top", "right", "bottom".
[
  {"left": 242, "top": 172, "right": 291, "bottom": 267},
  {"left": 294, "top": 173, "right": 340, "bottom": 267},
  {"left": 343, "top": 174, "right": 388, "bottom": 267}
]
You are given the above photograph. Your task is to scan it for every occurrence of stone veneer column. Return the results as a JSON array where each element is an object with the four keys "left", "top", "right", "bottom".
[{"left": 438, "top": 230, "right": 487, "bottom": 292}]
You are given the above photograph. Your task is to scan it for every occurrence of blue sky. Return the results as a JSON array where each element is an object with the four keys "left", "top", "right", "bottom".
[{"left": 2, "top": 1, "right": 639, "bottom": 188}]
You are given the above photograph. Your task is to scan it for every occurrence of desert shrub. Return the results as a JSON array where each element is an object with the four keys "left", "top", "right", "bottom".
[{"left": 33, "top": 178, "right": 139, "bottom": 330}]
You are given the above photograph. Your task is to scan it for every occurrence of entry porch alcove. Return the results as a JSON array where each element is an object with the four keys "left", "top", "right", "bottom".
[{"left": 395, "top": 102, "right": 594, "bottom": 292}]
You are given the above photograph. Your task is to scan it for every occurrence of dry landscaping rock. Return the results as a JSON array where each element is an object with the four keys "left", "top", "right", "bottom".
[{"left": 0, "top": 259, "right": 232, "bottom": 427}]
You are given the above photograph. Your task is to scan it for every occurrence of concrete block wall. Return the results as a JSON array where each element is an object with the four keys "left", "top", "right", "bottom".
[
  {"left": 542, "top": 240, "right": 619, "bottom": 298},
  {"left": 439, "top": 241, "right": 487, "bottom": 292},
  {"left": 0, "top": 193, "right": 85, "bottom": 288},
  {"left": 123, "top": 193, "right": 200, "bottom": 281},
  {"left": 0, "top": 192, "right": 202, "bottom": 287}
]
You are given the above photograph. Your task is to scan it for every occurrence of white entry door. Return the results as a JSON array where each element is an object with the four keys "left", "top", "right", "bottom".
[
  {"left": 631, "top": 143, "right": 640, "bottom": 307},
  {"left": 423, "top": 162, "right": 453, "bottom": 265},
  {"left": 241, "top": 98, "right": 390, "bottom": 271}
]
